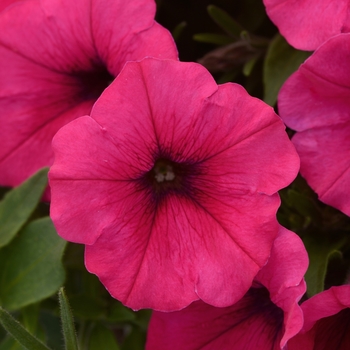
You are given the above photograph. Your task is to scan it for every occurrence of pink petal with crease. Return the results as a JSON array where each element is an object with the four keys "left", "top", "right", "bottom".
[
  {"left": 0, "top": 0, "right": 177, "bottom": 190},
  {"left": 146, "top": 226, "right": 308, "bottom": 348}
]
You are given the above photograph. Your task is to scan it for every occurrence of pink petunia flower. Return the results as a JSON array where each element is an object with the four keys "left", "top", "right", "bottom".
[
  {"left": 49, "top": 58, "right": 299, "bottom": 311},
  {"left": 263, "top": 0, "right": 350, "bottom": 51},
  {"left": 0, "top": 0, "right": 18, "bottom": 12},
  {"left": 278, "top": 33, "right": 350, "bottom": 216},
  {"left": 146, "top": 226, "right": 308, "bottom": 349},
  {"left": 288, "top": 285, "right": 350, "bottom": 350},
  {"left": 0, "top": 0, "right": 177, "bottom": 190}
]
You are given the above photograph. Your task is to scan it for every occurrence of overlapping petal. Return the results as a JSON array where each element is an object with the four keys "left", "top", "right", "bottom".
[
  {"left": 0, "top": 0, "right": 177, "bottom": 189},
  {"left": 50, "top": 58, "right": 299, "bottom": 310},
  {"left": 263, "top": 0, "right": 350, "bottom": 50},
  {"left": 288, "top": 285, "right": 350, "bottom": 350},
  {"left": 146, "top": 227, "right": 308, "bottom": 349},
  {"left": 255, "top": 227, "right": 308, "bottom": 347},
  {"left": 278, "top": 34, "right": 350, "bottom": 216}
]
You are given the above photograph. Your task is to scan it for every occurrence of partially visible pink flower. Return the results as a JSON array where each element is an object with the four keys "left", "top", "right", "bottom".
[
  {"left": 0, "top": 0, "right": 18, "bottom": 12},
  {"left": 0, "top": 0, "right": 177, "bottom": 190},
  {"left": 288, "top": 285, "right": 350, "bottom": 350},
  {"left": 49, "top": 58, "right": 299, "bottom": 311},
  {"left": 278, "top": 34, "right": 350, "bottom": 216},
  {"left": 146, "top": 226, "right": 308, "bottom": 349},
  {"left": 263, "top": 0, "right": 350, "bottom": 50}
]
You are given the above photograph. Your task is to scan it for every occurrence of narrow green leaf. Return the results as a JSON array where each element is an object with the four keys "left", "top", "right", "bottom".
[
  {"left": 88, "top": 324, "right": 119, "bottom": 350},
  {"left": 0, "top": 217, "right": 67, "bottom": 310},
  {"left": 207, "top": 5, "right": 244, "bottom": 38},
  {"left": 0, "top": 307, "right": 50, "bottom": 350},
  {"left": 304, "top": 237, "right": 346, "bottom": 297},
  {"left": 263, "top": 34, "right": 311, "bottom": 106},
  {"left": 242, "top": 56, "right": 259, "bottom": 76},
  {"left": 193, "top": 33, "right": 233, "bottom": 46},
  {"left": 59, "top": 288, "right": 79, "bottom": 350},
  {"left": 0, "top": 168, "right": 48, "bottom": 248},
  {"left": 172, "top": 21, "right": 187, "bottom": 42},
  {"left": 21, "top": 304, "right": 40, "bottom": 335}
]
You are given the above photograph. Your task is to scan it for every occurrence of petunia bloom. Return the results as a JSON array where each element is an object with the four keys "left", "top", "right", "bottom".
[
  {"left": 0, "top": 0, "right": 18, "bottom": 12},
  {"left": 49, "top": 58, "right": 299, "bottom": 311},
  {"left": 278, "top": 33, "right": 350, "bottom": 217},
  {"left": 146, "top": 226, "right": 308, "bottom": 349},
  {"left": 0, "top": 0, "right": 177, "bottom": 190},
  {"left": 263, "top": 0, "right": 350, "bottom": 51},
  {"left": 288, "top": 285, "right": 350, "bottom": 350}
]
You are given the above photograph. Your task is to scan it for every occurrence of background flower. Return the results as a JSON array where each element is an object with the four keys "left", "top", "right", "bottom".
[
  {"left": 0, "top": 0, "right": 18, "bottom": 12},
  {"left": 0, "top": 0, "right": 177, "bottom": 190},
  {"left": 263, "top": 0, "right": 350, "bottom": 50},
  {"left": 146, "top": 226, "right": 308, "bottom": 349},
  {"left": 288, "top": 285, "right": 350, "bottom": 350},
  {"left": 49, "top": 58, "right": 299, "bottom": 311},
  {"left": 278, "top": 33, "right": 350, "bottom": 217}
]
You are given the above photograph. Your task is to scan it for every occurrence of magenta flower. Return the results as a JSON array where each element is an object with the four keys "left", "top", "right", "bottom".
[
  {"left": 0, "top": 0, "right": 177, "bottom": 189},
  {"left": 0, "top": 0, "right": 17, "bottom": 12},
  {"left": 288, "top": 285, "right": 350, "bottom": 350},
  {"left": 49, "top": 58, "right": 299, "bottom": 311},
  {"left": 263, "top": 0, "right": 350, "bottom": 50},
  {"left": 146, "top": 226, "right": 308, "bottom": 349},
  {"left": 278, "top": 34, "right": 350, "bottom": 216}
]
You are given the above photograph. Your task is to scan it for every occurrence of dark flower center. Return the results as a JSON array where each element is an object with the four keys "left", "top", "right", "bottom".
[
  {"left": 145, "top": 158, "right": 193, "bottom": 198},
  {"left": 77, "top": 67, "right": 114, "bottom": 100}
]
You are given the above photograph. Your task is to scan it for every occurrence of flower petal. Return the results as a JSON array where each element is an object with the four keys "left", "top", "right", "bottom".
[
  {"left": 85, "top": 192, "right": 280, "bottom": 310},
  {"left": 147, "top": 291, "right": 284, "bottom": 350},
  {"left": 288, "top": 286, "right": 350, "bottom": 350},
  {"left": 278, "top": 34, "right": 350, "bottom": 132},
  {"left": 263, "top": 0, "right": 350, "bottom": 50},
  {"left": 278, "top": 34, "right": 350, "bottom": 215},
  {"left": 256, "top": 226, "right": 308, "bottom": 347},
  {"left": 146, "top": 227, "right": 308, "bottom": 349}
]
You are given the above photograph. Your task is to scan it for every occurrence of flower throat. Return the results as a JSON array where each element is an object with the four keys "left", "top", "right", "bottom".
[{"left": 145, "top": 158, "right": 192, "bottom": 197}]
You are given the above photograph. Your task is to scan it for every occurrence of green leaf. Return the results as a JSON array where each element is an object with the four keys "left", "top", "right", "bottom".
[
  {"left": 0, "top": 168, "right": 49, "bottom": 248},
  {"left": 21, "top": 304, "right": 40, "bottom": 336},
  {"left": 0, "top": 217, "right": 67, "bottom": 310},
  {"left": 207, "top": 5, "right": 244, "bottom": 38},
  {"left": 242, "top": 56, "right": 259, "bottom": 77},
  {"left": 193, "top": 33, "right": 233, "bottom": 46},
  {"left": 59, "top": 288, "right": 79, "bottom": 350},
  {"left": 0, "top": 307, "right": 50, "bottom": 350},
  {"left": 0, "top": 335, "right": 26, "bottom": 350},
  {"left": 172, "top": 21, "right": 187, "bottom": 42},
  {"left": 88, "top": 324, "right": 119, "bottom": 350},
  {"left": 263, "top": 34, "right": 311, "bottom": 106},
  {"left": 304, "top": 237, "right": 346, "bottom": 297}
]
